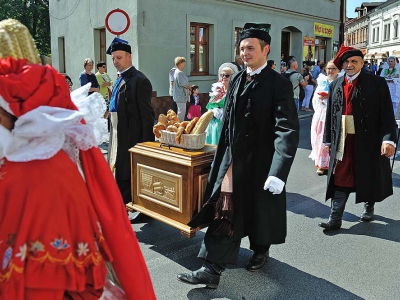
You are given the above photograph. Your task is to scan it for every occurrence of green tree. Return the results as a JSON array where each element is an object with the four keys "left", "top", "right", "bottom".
[{"left": 0, "top": 0, "right": 50, "bottom": 56}]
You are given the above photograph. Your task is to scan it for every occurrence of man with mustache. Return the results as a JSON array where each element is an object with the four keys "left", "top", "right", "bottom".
[{"left": 319, "top": 45, "right": 397, "bottom": 231}]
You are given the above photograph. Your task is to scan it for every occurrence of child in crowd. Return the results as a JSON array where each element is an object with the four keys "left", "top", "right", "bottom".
[{"left": 187, "top": 85, "right": 202, "bottom": 120}]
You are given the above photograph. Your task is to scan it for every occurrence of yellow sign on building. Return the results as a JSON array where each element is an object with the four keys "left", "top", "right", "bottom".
[{"left": 314, "top": 22, "right": 334, "bottom": 38}]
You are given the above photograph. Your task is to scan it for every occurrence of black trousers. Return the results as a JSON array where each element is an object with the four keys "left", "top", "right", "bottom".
[
  {"left": 171, "top": 96, "right": 178, "bottom": 114},
  {"left": 116, "top": 179, "right": 131, "bottom": 205},
  {"left": 198, "top": 232, "right": 270, "bottom": 266}
]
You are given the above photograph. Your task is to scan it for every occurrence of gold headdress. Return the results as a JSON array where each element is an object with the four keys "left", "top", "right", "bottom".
[{"left": 0, "top": 19, "right": 41, "bottom": 64}]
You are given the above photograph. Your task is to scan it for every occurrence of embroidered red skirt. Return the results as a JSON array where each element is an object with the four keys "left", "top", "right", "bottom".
[{"left": 0, "top": 151, "right": 112, "bottom": 299}]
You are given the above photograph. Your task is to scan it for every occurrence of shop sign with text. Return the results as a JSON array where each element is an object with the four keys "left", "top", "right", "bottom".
[{"left": 314, "top": 22, "right": 334, "bottom": 38}]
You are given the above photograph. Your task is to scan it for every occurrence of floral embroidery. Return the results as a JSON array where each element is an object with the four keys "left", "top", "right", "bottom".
[
  {"left": 29, "top": 241, "right": 45, "bottom": 253},
  {"left": 15, "top": 244, "right": 27, "bottom": 262},
  {"left": 50, "top": 238, "right": 70, "bottom": 252},
  {"left": 76, "top": 243, "right": 89, "bottom": 257},
  {"left": 2, "top": 247, "right": 12, "bottom": 270}
]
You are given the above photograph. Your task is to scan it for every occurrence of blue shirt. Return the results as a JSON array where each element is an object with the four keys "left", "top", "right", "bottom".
[
  {"left": 79, "top": 71, "right": 99, "bottom": 95},
  {"left": 313, "top": 65, "right": 321, "bottom": 79},
  {"left": 109, "top": 75, "right": 123, "bottom": 112}
]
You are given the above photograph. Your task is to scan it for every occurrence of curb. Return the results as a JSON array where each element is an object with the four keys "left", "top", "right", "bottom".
[{"left": 298, "top": 112, "right": 314, "bottom": 120}]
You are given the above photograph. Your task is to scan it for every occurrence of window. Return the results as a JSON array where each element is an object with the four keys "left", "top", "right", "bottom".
[
  {"left": 394, "top": 21, "right": 399, "bottom": 39},
  {"left": 190, "top": 23, "right": 209, "bottom": 75},
  {"left": 58, "top": 37, "right": 66, "bottom": 73},
  {"left": 99, "top": 28, "right": 106, "bottom": 62},
  {"left": 384, "top": 23, "right": 390, "bottom": 40},
  {"left": 372, "top": 27, "right": 380, "bottom": 43},
  {"left": 234, "top": 27, "right": 242, "bottom": 58}
]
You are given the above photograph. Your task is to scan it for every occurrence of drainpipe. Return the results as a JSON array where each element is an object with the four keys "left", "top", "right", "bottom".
[{"left": 339, "top": 0, "right": 346, "bottom": 45}]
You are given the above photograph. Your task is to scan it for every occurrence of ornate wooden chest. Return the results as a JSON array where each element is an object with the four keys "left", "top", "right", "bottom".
[{"left": 126, "top": 142, "right": 216, "bottom": 238}]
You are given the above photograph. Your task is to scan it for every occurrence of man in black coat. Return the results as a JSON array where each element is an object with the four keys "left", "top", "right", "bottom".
[
  {"left": 177, "top": 23, "right": 299, "bottom": 288},
  {"left": 319, "top": 45, "right": 397, "bottom": 231},
  {"left": 107, "top": 39, "right": 155, "bottom": 205}
]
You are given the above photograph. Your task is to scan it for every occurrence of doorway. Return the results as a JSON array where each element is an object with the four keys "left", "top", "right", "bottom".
[
  {"left": 315, "top": 37, "right": 327, "bottom": 63},
  {"left": 281, "top": 31, "right": 290, "bottom": 65}
]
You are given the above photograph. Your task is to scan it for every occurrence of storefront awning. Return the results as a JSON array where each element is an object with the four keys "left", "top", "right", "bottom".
[
  {"left": 374, "top": 52, "right": 388, "bottom": 59},
  {"left": 364, "top": 53, "right": 375, "bottom": 59},
  {"left": 393, "top": 50, "right": 400, "bottom": 58}
]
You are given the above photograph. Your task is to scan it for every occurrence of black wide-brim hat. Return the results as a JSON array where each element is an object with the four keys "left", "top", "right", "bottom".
[{"left": 239, "top": 23, "right": 271, "bottom": 44}]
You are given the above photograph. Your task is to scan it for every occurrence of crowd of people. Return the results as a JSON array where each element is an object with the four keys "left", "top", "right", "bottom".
[{"left": 0, "top": 17, "right": 399, "bottom": 299}]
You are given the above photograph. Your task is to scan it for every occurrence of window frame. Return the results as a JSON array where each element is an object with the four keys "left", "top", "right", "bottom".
[
  {"left": 383, "top": 23, "right": 391, "bottom": 41},
  {"left": 234, "top": 27, "right": 242, "bottom": 58},
  {"left": 190, "top": 23, "right": 210, "bottom": 76}
]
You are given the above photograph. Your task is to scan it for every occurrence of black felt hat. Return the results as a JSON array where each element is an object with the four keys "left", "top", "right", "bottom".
[
  {"left": 239, "top": 23, "right": 271, "bottom": 44},
  {"left": 106, "top": 37, "right": 131, "bottom": 55}
]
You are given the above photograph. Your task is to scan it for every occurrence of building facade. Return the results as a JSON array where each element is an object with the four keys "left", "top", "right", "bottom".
[
  {"left": 50, "top": 0, "right": 340, "bottom": 111},
  {"left": 344, "top": 2, "right": 383, "bottom": 55},
  {"left": 367, "top": 0, "right": 400, "bottom": 63}
]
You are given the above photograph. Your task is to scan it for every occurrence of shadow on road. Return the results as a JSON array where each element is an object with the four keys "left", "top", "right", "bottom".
[
  {"left": 325, "top": 214, "right": 400, "bottom": 243},
  {"left": 135, "top": 219, "right": 363, "bottom": 300},
  {"left": 186, "top": 257, "right": 363, "bottom": 300},
  {"left": 286, "top": 192, "right": 359, "bottom": 222}
]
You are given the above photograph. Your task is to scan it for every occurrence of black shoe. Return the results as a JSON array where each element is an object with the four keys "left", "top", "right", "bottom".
[
  {"left": 177, "top": 267, "right": 220, "bottom": 289},
  {"left": 318, "top": 220, "right": 342, "bottom": 231},
  {"left": 245, "top": 251, "right": 269, "bottom": 272},
  {"left": 360, "top": 202, "right": 374, "bottom": 222}
]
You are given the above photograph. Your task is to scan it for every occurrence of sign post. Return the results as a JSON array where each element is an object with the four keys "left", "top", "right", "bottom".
[{"left": 105, "top": 8, "right": 130, "bottom": 36}]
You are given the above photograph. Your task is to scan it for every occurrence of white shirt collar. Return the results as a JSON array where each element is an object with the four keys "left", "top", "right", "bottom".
[
  {"left": 246, "top": 61, "right": 268, "bottom": 76},
  {"left": 120, "top": 65, "right": 133, "bottom": 76},
  {"left": 346, "top": 70, "right": 361, "bottom": 82}
]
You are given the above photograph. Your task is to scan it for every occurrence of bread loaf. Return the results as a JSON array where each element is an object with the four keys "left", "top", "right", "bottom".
[
  {"left": 185, "top": 117, "right": 199, "bottom": 134},
  {"left": 191, "top": 110, "right": 214, "bottom": 134}
]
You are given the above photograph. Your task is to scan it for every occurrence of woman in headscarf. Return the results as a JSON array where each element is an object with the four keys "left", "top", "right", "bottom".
[
  {"left": 205, "top": 63, "right": 238, "bottom": 145},
  {"left": 0, "top": 19, "right": 155, "bottom": 300}
]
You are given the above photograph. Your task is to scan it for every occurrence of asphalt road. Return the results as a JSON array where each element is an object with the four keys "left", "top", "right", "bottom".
[{"left": 131, "top": 117, "right": 400, "bottom": 300}]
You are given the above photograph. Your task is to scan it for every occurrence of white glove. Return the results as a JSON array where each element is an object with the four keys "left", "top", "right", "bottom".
[
  {"left": 263, "top": 176, "right": 285, "bottom": 195},
  {"left": 212, "top": 108, "right": 223, "bottom": 120}
]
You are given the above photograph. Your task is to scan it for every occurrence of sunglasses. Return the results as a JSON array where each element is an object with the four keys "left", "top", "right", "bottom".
[
  {"left": 101, "top": 65, "right": 106, "bottom": 68},
  {"left": 220, "top": 73, "right": 231, "bottom": 78}
]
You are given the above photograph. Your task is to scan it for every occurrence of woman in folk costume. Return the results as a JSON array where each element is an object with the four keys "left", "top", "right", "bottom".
[
  {"left": 0, "top": 19, "right": 155, "bottom": 299},
  {"left": 380, "top": 56, "right": 400, "bottom": 116},
  {"left": 309, "top": 60, "right": 340, "bottom": 175},
  {"left": 205, "top": 63, "right": 238, "bottom": 145}
]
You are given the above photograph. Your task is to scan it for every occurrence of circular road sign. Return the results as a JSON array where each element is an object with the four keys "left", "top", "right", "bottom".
[{"left": 105, "top": 9, "right": 130, "bottom": 35}]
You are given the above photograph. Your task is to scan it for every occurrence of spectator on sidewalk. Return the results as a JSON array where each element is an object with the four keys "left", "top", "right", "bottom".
[
  {"left": 79, "top": 58, "right": 99, "bottom": 95},
  {"left": 285, "top": 58, "right": 308, "bottom": 111},
  {"left": 173, "top": 56, "right": 191, "bottom": 121}
]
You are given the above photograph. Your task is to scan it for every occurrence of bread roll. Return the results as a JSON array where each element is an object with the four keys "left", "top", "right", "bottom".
[
  {"left": 166, "top": 125, "right": 178, "bottom": 132},
  {"left": 158, "top": 114, "right": 168, "bottom": 125},
  {"left": 153, "top": 122, "right": 166, "bottom": 138},
  {"left": 185, "top": 117, "right": 199, "bottom": 134},
  {"left": 191, "top": 111, "right": 214, "bottom": 134},
  {"left": 175, "top": 126, "right": 185, "bottom": 144}
]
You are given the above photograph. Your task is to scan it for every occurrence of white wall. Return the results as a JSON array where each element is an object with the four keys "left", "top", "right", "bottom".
[{"left": 50, "top": 0, "right": 340, "bottom": 96}]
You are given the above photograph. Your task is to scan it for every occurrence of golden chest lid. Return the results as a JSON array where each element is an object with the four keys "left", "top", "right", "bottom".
[{"left": 129, "top": 142, "right": 216, "bottom": 167}]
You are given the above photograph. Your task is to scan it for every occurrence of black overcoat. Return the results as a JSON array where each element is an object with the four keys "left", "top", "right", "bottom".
[
  {"left": 189, "top": 67, "right": 299, "bottom": 245},
  {"left": 115, "top": 67, "right": 155, "bottom": 182},
  {"left": 323, "top": 70, "right": 397, "bottom": 203}
]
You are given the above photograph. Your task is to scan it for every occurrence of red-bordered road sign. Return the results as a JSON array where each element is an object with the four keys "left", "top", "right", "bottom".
[{"left": 105, "top": 9, "right": 130, "bottom": 35}]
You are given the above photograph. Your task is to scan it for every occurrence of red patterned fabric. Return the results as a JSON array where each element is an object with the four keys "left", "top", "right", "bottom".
[
  {"left": 0, "top": 152, "right": 110, "bottom": 299},
  {"left": 0, "top": 57, "right": 156, "bottom": 299},
  {"left": 0, "top": 57, "right": 75, "bottom": 117},
  {"left": 334, "top": 77, "right": 358, "bottom": 187}
]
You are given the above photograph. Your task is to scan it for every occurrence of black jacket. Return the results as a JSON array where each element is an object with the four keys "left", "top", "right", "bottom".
[
  {"left": 189, "top": 66, "right": 299, "bottom": 246},
  {"left": 324, "top": 70, "right": 397, "bottom": 202},
  {"left": 115, "top": 66, "right": 155, "bottom": 182}
]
